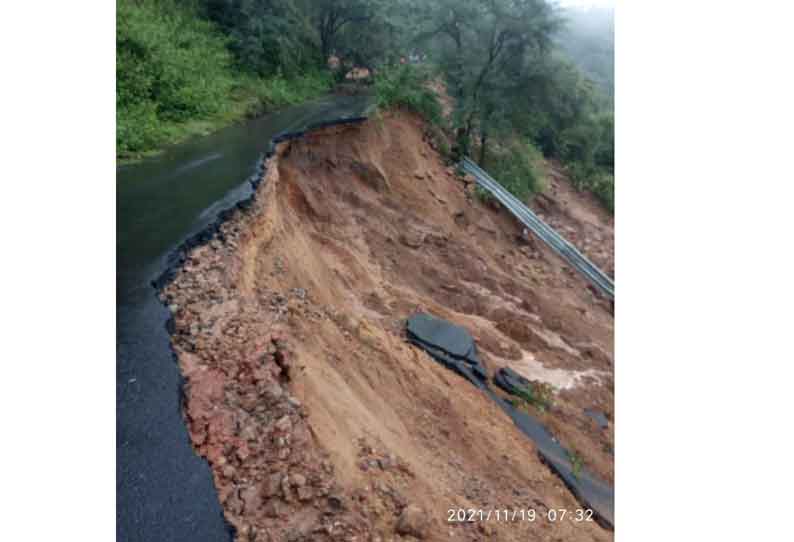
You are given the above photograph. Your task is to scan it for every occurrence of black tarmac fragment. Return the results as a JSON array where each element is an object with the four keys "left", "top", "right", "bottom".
[
  {"left": 493, "top": 366, "right": 532, "bottom": 396},
  {"left": 406, "top": 313, "right": 614, "bottom": 530},
  {"left": 406, "top": 312, "right": 488, "bottom": 384}
]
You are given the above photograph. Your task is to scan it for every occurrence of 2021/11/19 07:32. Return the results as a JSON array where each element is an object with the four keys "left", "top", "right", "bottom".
[{"left": 447, "top": 508, "right": 594, "bottom": 523}]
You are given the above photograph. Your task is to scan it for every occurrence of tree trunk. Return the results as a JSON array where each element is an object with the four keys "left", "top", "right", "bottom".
[{"left": 479, "top": 131, "right": 488, "bottom": 167}]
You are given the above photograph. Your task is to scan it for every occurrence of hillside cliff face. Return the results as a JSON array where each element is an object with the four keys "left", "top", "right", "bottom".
[{"left": 162, "top": 111, "right": 614, "bottom": 541}]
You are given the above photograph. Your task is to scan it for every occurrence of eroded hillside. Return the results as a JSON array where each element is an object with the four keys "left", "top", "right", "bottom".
[{"left": 161, "top": 111, "right": 614, "bottom": 542}]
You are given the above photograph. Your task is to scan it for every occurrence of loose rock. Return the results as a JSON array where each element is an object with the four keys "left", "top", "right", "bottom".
[{"left": 396, "top": 504, "right": 429, "bottom": 539}]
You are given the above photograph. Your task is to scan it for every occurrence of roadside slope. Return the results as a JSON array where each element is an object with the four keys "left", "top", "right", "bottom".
[{"left": 162, "top": 111, "right": 614, "bottom": 541}]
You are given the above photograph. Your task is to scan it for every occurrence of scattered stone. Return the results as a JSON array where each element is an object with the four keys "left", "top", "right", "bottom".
[
  {"left": 265, "top": 473, "right": 282, "bottom": 497},
  {"left": 297, "top": 486, "right": 313, "bottom": 501},
  {"left": 281, "top": 475, "right": 292, "bottom": 500},
  {"left": 263, "top": 499, "right": 282, "bottom": 518},
  {"left": 236, "top": 445, "right": 250, "bottom": 462},
  {"left": 263, "top": 382, "right": 284, "bottom": 400},
  {"left": 275, "top": 415, "right": 292, "bottom": 432},
  {"left": 240, "top": 425, "right": 258, "bottom": 442},
  {"left": 396, "top": 504, "right": 429, "bottom": 539},
  {"left": 291, "top": 473, "right": 307, "bottom": 487},
  {"left": 328, "top": 494, "right": 345, "bottom": 509},
  {"left": 399, "top": 231, "right": 424, "bottom": 248},
  {"left": 240, "top": 486, "right": 262, "bottom": 514}
]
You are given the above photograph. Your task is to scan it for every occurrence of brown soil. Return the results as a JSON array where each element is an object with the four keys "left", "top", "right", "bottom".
[{"left": 162, "top": 111, "right": 614, "bottom": 542}]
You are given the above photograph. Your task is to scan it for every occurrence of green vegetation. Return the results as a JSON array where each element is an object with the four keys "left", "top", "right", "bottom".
[
  {"left": 481, "top": 139, "right": 544, "bottom": 202},
  {"left": 399, "top": 0, "right": 614, "bottom": 211},
  {"left": 568, "top": 450, "right": 585, "bottom": 479},
  {"left": 513, "top": 381, "right": 555, "bottom": 413},
  {"left": 117, "top": 0, "right": 331, "bottom": 161},
  {"left": 374, "top": 63, "right": 442, "bottom": 125}
]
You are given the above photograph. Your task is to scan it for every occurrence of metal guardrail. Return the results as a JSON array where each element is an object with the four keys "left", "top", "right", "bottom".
[{"left": 461, "top": 156, "right": 614, "bottom": 299}]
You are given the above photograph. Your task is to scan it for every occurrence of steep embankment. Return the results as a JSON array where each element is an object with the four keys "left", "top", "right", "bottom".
[{"left": 161, "top": 111, "right": 614, "bottom": 541}]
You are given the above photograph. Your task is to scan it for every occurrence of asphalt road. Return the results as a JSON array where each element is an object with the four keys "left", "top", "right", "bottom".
[{"left": 116, "top": 95, "right": 372, "bottom": 541}]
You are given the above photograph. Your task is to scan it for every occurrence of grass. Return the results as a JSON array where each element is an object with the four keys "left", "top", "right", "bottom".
[
  {"left": 512, "top": 381, "right": 555, "bottom": 413},
  {"left": 118, "top": 71, "right": 332, "bottom": 164},
  {"left": 568, "top": 450, "right": 585, "bottom": 479}
]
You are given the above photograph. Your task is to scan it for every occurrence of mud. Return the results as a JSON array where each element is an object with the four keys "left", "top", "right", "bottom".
[{"left": 161, "top": 111, "right": 614, "bottom": 541}]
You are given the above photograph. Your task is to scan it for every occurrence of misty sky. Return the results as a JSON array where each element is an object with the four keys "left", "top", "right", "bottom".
[{"left": 558, "top": 0, "right": 614, "bottom": 7}]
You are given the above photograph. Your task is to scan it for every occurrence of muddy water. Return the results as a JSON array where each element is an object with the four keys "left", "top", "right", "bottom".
[{"left": 116, "top": 95, "right": 372, "bottom": 542}]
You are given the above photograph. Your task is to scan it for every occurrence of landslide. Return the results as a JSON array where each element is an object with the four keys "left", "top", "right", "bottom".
[{"left": 162, "top": 110, "right": 614, "bottom": 542}]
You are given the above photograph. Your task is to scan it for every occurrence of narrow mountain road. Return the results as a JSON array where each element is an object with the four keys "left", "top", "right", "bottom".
[{"left": 116, "top": 95, "right": 373, "bottom": 542}]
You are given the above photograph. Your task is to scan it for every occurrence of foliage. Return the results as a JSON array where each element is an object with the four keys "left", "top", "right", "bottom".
[
  {"left": 475, "top": 185, "right": 496, "bottom": 204},
  {"left": 202, "top": 0, "right": 320, "bottom": 77},
  {"left": 117, "top": 1, "right": 235, "bottom": 123},
  {"left": 239, "top": 71, "right": 333, "bottom": 117},
  {"left": 513, "top": 381, "right": 554, "bottom": 413},
  {"left": 412, "top": 0, "right": 561, "bottom": 157},
  {"left": 116, "top": 0, "right": 331, "bottom": 159},
  {"left": 482, "top": 139, "right": 544, "bottom": 202},
  {"left": 569, "top": 162, "right": 614, "bottom": 213},
  {"left": 568, "top": 450, "right": 584, "bottom": 479},
  {"left": 557, "top": 109, "right": 614, "bottom": 214},
  {"left": 374, "top": 64, "right": 442, "bottom": 124}
]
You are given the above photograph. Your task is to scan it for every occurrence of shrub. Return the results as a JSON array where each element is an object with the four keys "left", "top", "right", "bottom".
[
  {"left": 116, "top": 0, "right": 332, "bottom": 160},
  {"left": 513, "top": 381, "right": 555, "bottom": 413},
  {"left": 117, "top": 0, "right": 236, "bottom": 156},
  {"left": 374, "top": 63, "right": 442, "bottom": 124},
  {"left": 485, "top": 139, "right": 543, "bottom": 202},
  {"left": 567, "top": 161, "right": 614, "bottom": 214}
]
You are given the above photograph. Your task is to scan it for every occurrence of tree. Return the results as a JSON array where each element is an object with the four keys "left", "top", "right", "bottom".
[
  {"left": 313, "top": 0, "right": 377, "bottom": 60},
  {"left": 202, "top": 0, "right": 319, "bottom": 76},
  {"left": 415, "top": 0, "right": 562, "bottom": 159}
]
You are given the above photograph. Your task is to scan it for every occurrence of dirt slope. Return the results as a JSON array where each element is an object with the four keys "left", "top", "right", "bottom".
[{"left": 162, "top": 111, "right": 614, "bottom": 542}]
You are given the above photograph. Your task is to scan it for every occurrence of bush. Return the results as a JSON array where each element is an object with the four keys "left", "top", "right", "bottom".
[
  {"left": 592, "top": 172, "right": 614, "bottom": 213},
  {"left": 514, "top": 382, "right": 555, "bottom": 413},
  {"left": 555, "top": 112, "right": 613, "bottom": 213},
  {"left": 374, "top": 63, "right": 442, "bottom": 124},
  {"left": 568, "top": 161, "right": 614, "bottom": 214},
  {"left": 485, "top": 139, "right": 543, "bottom": 202},
  {"left": 116, "top": 0, "right": 332, "bottom": 160},
  {"left": 117, "top": 0, "right": 236, "bottom": 156}
]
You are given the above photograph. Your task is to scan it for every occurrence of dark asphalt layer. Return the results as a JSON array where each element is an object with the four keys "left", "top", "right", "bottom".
[
  {"left": 116, "top": 96, "right": 372, "bottom": 542},
  {"left": 406, "top": 313, "right": 614, "bottom": 529}
]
